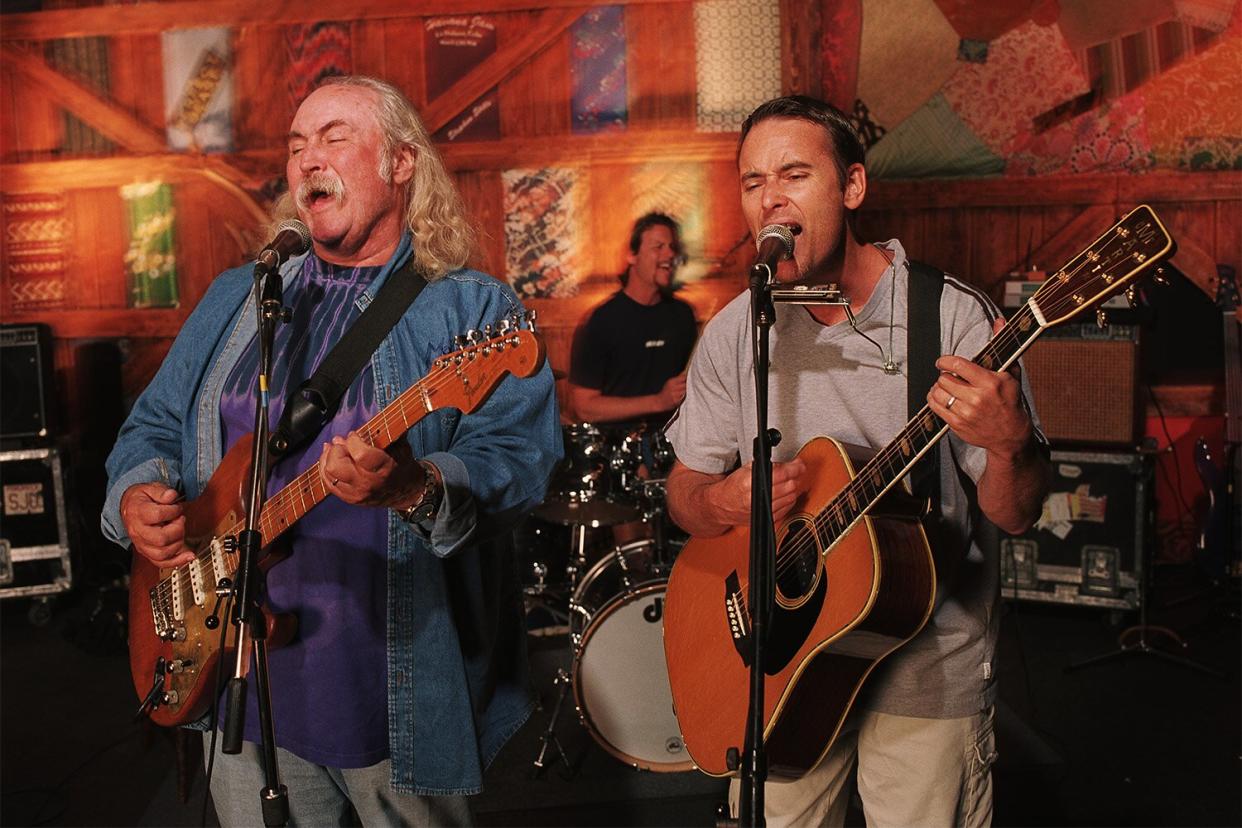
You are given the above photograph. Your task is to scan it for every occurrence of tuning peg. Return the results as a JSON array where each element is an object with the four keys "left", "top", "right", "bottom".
[
  {"left": 526, "top": 309, "right": 538, "bottom": 332},
  {"left": 483, "top": 323, "right": 494, "bottom": 339},
  {"left": 1125, "top": 286, "right": 1138, "bottom": 308},
  {"left": 497, "top": 318, "right": 512, "bottom": 335},
  {"left": 1096, "top": 309, "right": 1108, "bottom": 328},
  {"left": 1152, "top": 267, "right": 1169, "bottom": 287},
  {"left": 454, "top": 334, "right": 468, "bottom": 349},
  {"left": 466, "top": 329, "right": 482, "bottom": 344}
]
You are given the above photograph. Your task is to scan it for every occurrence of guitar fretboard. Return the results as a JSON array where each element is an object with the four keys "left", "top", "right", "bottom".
[
  {"left": 808, "top": 303, "right": 1041, "bottom": 551},
  {"left": 153, "top": 325, "right": 539, "bottom": 613},
  {"left": 773, "top": 204, "right": 1173, "bottom": 581}
]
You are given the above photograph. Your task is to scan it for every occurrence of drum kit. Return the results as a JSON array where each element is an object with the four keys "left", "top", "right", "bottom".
[{"left": 515, "top": 421, "right": 692, "bottom": 773}]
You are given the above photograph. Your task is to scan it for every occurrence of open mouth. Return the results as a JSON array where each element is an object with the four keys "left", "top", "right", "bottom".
[
  {"left": 785, "top": 223, "right": 803, "bottom": 237},
  {"left": 298, "top": 175, "right": 343, "bottom": 211},
  {"left": 308, "top": 188, "right": 337, "bottom": 208}
]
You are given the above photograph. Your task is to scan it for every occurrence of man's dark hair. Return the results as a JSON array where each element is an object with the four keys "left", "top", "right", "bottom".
[
  {"left": 621, "top": 212, "right": 682, "bottom": 286},
  {"left": 738, "top": 96, "right": 865, "bottom": 190}
]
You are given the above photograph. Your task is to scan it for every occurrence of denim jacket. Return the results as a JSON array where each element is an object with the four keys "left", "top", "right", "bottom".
[{"left": 102, "top": 233, "right": 563, "bottom": 794}]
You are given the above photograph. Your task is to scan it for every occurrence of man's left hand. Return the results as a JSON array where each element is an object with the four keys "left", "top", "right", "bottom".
[
  {"left": 319, "top": 431, "right": 424, "bottom": 509},
  {"left": 926, "top": 317, "right": 1033, "bottom": 461}
]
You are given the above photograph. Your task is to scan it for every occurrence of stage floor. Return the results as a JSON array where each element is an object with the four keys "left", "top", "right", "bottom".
[{"left": 2, "top": 564, "right": 1237, "bottom": 827}]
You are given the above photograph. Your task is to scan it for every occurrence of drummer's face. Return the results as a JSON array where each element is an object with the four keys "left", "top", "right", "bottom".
[{"left": 627, "top": 225, "right": 678, "bottom": 292}]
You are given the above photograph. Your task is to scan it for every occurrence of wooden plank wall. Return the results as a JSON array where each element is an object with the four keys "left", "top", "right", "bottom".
[{"left": 1, "top": 1, "right": 1239, "bottom": 444}]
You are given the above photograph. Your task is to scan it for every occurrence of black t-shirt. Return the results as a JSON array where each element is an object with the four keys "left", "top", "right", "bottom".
[{"left": 570, "top": 290, "right": 697, "bottom": 397}]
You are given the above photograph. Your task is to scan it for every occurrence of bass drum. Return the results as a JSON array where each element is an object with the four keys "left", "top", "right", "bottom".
[{"left": 569, "top": 541, "right": 691, "bottom": 771}]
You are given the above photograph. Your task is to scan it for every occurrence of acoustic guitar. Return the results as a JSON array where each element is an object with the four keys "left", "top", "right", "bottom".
[
  {"left": 662, "top": 205, "right": 1175, "bottom": 780},
  {"left": 129, "top": 317, "right": 545, "bottom": 727}
]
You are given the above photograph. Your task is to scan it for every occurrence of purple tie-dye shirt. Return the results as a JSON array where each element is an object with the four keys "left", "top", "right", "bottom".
[{"left": 218, "top": 255, "right": 389, "bottom": 767}]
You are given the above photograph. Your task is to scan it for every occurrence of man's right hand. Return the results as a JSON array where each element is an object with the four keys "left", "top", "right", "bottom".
[
  {"left": 120, "top": 482, "right": 194, "bottom": 567},
  {"left": 657, "top": 373, "right": 688, "bottom": 410},
  {"left": 667, "top": 457, "right": 807, "bottom": 539}
]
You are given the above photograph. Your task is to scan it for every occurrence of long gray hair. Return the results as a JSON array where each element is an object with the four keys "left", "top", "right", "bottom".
[{"left": 271, "top": 75, "right": 475, "bottom": 278}]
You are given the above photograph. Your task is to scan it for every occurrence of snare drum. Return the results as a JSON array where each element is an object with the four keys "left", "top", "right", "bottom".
[{"left": 569, "top": 541, "right": 691, "bottom": 771}]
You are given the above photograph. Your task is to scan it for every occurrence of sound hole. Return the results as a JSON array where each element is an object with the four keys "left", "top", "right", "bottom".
[{"left": 775, "top": 517, "right": 820, "bottom": 605}]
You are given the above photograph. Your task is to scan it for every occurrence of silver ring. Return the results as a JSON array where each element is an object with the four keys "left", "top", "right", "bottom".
[{"left": 945, "top": 395, "right": 957, "bottom": 410}]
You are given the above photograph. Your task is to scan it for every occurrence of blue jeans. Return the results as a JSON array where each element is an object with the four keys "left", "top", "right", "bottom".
[{"left": 204, "top": 738, "right": 473, "bottom": 827}]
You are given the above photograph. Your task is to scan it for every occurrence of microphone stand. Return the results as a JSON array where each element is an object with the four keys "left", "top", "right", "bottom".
[
  {"left": 220, "top": 261, "right": 291, "bottom": 826},
  {"left": 736, "top": 280, "right": 850, "bottom": 828},
  {"left": 737, "top": 261, "right": 777, "bottom": 828}
]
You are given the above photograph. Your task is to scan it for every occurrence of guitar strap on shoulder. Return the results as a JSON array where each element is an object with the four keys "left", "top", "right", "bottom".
[
  {"left": 269, "top": 254, "right": 428, "bottom": 459},
  {"left": 907, "top": 259, "right": 944, "bottom": 509}
]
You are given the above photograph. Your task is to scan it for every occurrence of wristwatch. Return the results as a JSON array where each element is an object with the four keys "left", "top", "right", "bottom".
[{"left": 397, "top": 460, "right": 442, "bottom": 523}]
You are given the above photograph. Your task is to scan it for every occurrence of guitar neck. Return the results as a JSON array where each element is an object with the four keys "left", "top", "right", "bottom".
[
  {"left": 810, "top": 304, "right": 1044, "bottom": 546},
  {"left": 1224, "top": 313, "right": 1241, "bottom": 445},
  {"left": 226, "top": 371, "right": 449, "bottom": 548},
  {"left": 805, "top": 204, "right": 1173, "bottom": 545}
]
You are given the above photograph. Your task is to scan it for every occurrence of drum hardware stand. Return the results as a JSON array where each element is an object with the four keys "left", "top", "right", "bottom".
[
  {"left": 532, "top": 668, "right": 575, "bottom": 778},
  {"left": 642, "top": 479, "right": 672, "bottom": 571}
]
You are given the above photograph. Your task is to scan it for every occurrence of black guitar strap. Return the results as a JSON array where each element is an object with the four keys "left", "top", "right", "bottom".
[
  {"left": 269, "top": 254, "right": 427, "bottom": 458},
  {"left": 907, "top": 259, "right": 944, "bottom": 509}
]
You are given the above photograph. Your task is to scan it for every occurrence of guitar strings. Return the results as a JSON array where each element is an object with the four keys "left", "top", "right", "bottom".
[
  {"left": 151, "top": 329, "right": 534, "bottom": 609},
  {"left": 768, "top": 235, "right": 1152, "bottom": 584},
  {"left": 771, "top": 237, "right": 1140, "bottom": 578},
  {"left": 774, "top": 232, "right": 1155, "bottom": 580}
]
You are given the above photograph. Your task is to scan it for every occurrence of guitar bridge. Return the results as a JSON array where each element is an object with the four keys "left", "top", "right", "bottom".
[{"left": 725, "top": 571, "right": 751, "bottom": 666}]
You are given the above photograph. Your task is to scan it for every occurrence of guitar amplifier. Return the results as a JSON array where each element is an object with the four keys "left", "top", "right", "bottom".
[
  {"left": 0, "top": 324, "right": 56, "bottom": 447},
  {"left": 0, "top": 447, "right": 72, "bottom": 599},
  {"left": 1021, "top": 323, "right": 1140, "bottom": 446},
  {"left": 986, "top": 449, "right": 1151, "bottom": 611}
]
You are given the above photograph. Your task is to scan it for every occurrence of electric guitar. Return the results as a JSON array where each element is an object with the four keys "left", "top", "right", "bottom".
[
  {"left": 129, "top": 316, "right": 545, "bottom": 727},
  {"left": 662, "top": 205, "right": 1176, "bottom": 780},
  {"left": 1194, "top": 265, "right": 1241, "bottom": 578}
]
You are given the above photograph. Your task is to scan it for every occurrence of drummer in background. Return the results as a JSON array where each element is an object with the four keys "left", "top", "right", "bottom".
[{"left": 568, "top": 212, "right": 698, "bottom": 426}]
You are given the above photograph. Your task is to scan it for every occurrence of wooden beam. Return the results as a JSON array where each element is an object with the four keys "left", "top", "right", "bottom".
[
  {"left": 440, "top": 129, "right": 739, "bottom": 169},
  {"left": 1, "top": 309, "right": 187, "bottom": 339},
  {"left": 1, "top": 47, "right": 270, "bottom": 224},
  {"left": 168, "top": 130, "right": 740, "bottom": 173},
  {"left": 864, "top": 171, "right": 1242, "bottom": 210},
  {"left": 0, "top": 44, "right": 166, "bottom": 153},
  {"left": 1023, "top": 204, "right": 1117, "bottom": 273},
  {"left": 779, "top": 0, "right": 822, "bottom": 97},
  {"left": 0, "top": 0, "right": 682, "bottom": 41},
  {"left": 422, "top": 7, "right": 584, "bottom": 133},
  {"left": 1169, "top": 231, "right": 1222, "bottom": 300},
  {"left": 1, "top": 155, "right": 270, "bottom": 227}
]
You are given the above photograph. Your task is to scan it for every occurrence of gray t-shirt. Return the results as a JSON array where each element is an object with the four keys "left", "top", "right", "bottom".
[{"left": 666, "top": 238, "right": 1039, "bottom": 718}]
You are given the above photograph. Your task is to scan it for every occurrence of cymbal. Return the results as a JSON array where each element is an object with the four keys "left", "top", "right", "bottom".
[{"left": 533, "top": 497, "right": 642, "bottom": 527}]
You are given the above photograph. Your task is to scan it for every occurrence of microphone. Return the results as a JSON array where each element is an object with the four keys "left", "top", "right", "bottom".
[
  {"left": 750, "top": 224, "right": 794, "bottom": 285},
  {"left": 255, "top": 219, "right": 311, "bottom": 275}
]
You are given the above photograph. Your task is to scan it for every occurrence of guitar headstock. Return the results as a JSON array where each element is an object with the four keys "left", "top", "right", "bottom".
[
  {"left": 427, "top": 313, "right": 546, "bottom": 414},
  {"left": 1030, "top": 205, "right": 1175, "bottom": 328}
]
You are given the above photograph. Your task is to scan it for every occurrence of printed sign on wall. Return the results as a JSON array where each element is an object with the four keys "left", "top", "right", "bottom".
[
  {"left": 426, "top": 15, "right": 501, "bottom": 142},
  {"left": 162, "top": 27, "right": 234, "bottom": 153},
  {"left": 502, "top": 167, "right": 584, "bottom": 299}
]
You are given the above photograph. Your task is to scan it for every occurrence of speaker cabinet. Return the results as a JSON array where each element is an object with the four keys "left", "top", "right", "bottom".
[
  {"left": 1, "top": 324, "right": 55, "bottom": 445},
  {"left": 1022, "top": 323, "right": 1140, "bottom": 446}
]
